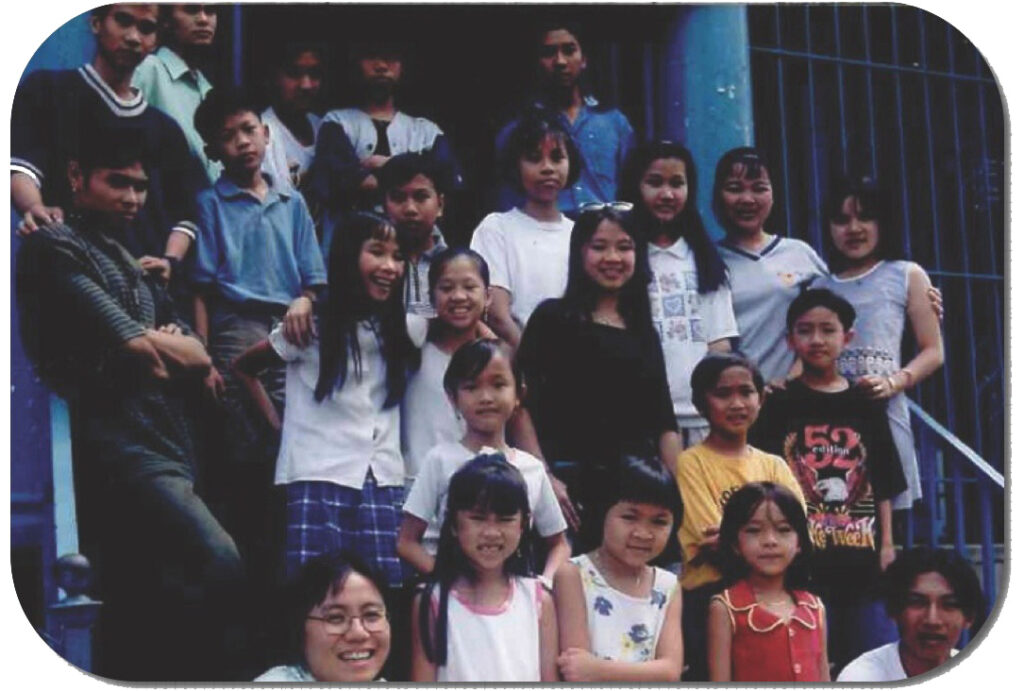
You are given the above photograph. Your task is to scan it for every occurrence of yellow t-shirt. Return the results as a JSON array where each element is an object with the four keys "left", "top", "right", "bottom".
[{"left": 675, "top": 442, "right": 806, "bottom": 590}]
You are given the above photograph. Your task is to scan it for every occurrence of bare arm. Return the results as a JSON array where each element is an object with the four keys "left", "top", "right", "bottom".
[
  {"left": 410, "top": 592, "right": 438, "bottom": 682},
  {"left": 708, "top": 338, "right": 731, "bottom": 353},
  {"left": 11, "top": 172, "right": 63, "bottom": 234},
  {"left": 145, "top": 328, "right": 211, "bottom": 374},
  {"left": 553, "top": 561, "right": 589, "bottom": 653},
  {"left": 193, "top": 292, "right": 211, "bottom": 345},
  {"left": 659, "top": 429, "right": 682, "bottom": 477},
  {"left": 901, "top": 263, "right": 945, "bottom": 385},
  {"left": 540, "top": 532, "right": 571, "bottom": 582},
  {"left": 231, "top": 339, "right": 284, "bottom": 431},
  {"left": 486, "top": 287, "right": 521, "bottom": 348},
  {"left": 396, "top": 514, "right": 435, "bottom": 576},
  {"left": 707, "top": 597, "right": 733, "bottom": 682},
  {"left": 538, "top": 588, "right": 559, "bottom": 682},
  {"left": 877, "top": 497, "right": 895, "bottom": 571}
]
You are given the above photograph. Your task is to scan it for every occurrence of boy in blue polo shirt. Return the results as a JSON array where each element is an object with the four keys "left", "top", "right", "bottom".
[{"left": 191, "top": 88, "right": 326, "bottom": 573}]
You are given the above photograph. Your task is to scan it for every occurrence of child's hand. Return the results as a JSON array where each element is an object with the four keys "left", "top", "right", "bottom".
[
  {"left": 283, "top": 295, "right": 316, "bottom": 347},
  {"left": 694, "top": 525, "right": 720, "bottom": 563},
  {"left": 139, "top": 255, "right": 172, "bottom": 282},
  {"left": 879, "top": 544, "right": 896, "bottom": 572},
  {"left": 764, "top": 378, "right": 789, "bottom": 395},
  {"left": 157, "top": 323, "right": 183, "bottom": 336},
  {"left": 557, "top": 647, "right": 600, "bottom": 682},
  {"left": 203, "top": 366, "right": 226, "bottom": 403}
]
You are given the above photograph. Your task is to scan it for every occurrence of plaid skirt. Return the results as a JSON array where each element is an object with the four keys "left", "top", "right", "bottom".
[{"left": 284, "top": 471, "right": 408, "bottom": 588}]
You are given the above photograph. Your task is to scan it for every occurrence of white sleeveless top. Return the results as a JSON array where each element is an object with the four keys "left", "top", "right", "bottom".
[
  {"left": 572, "top": 553, "right": 678, "bottom": 662},
  {"left": 434, "top": 576, "right": 542, "bottom": 681}
]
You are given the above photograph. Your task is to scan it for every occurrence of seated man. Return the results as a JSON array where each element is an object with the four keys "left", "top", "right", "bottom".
[
  {"left": 837, "top": 547, "right": 983, "bottom": 681},
  {"left": 15, "top": 125, "right": 243, "bottom": 681}
]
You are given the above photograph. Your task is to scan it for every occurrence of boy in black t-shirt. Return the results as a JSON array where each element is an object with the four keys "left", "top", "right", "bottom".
[{"left": 751, "top": 288, "right": 907, "bottom": 674}]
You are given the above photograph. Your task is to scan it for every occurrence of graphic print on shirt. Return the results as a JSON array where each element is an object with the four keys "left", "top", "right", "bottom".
[
  {"left": 649, "top": 269, "right": 705, "bottom": 344},
  {"left": 783, "top": 423, "right": 874, "bottom": 551}
]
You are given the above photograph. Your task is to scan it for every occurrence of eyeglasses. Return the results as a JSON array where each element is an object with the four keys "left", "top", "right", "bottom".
[
  {"left": 578, "top": 201, "right": 634, "bottom": 213},
  {"left": 307, "top": 609, "right": 389, "bottom": 636}
]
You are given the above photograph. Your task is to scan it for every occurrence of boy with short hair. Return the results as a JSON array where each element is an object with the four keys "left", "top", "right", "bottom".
[
  {"left": 751, "top": 288, "right": 908, "bottom": 672},
  {"left": 133, "top": 4, "right": 222, "bottom": 182},
  {"left": 839, "top": 547, "right": 982, "bottom": 681},
  {"left": 378, "top": 152, "right": 450, "bottom": 316},
  {"left": 191, "top": 86, "right": 326, "bottom": 477}
]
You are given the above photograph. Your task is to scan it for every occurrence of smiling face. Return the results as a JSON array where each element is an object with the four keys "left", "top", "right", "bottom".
[
  {"left": 91, "top": 4, "right": 159, "bottom": 73},
  {"left": 433, "top": 256, "right": 489, "bottom": 333},
  {"left": 71, "top": 161, "right": 149, "bottom": 228},
  {"left": 602, "top": 501, "right": 673, "bottom": 569},
  {"left": 719, "top": 163, "right": 774, "bottom": 237},
  {"left": 538, "top": 28, "right": 586, "bottom": 90},
  {"left": 358, "top": 234, "right": 404, "bottom": 303},
  {"left": 518, "top": 134, "right": 570, "bottom": 204},
  {"left": 303, "top": 572, "right": 391, "bottom": 682},
  {"left": 168, "top": 4, "right": 217, "bottom": 48},
  {"left": 734, "top": 499, "right": 800, "bottom": 578},
  {"left": 786, "top": 306, "right": 852, "bottom": 375},
  {"left": 639, "top": 157, "right": 689, "bottom": 224},
  {"left": 582, "top": 219, "right": 636, "bottom": 293},
  {"left": 454, "top": 504, "right": 524, "bottom": 574},
  {"left": 702, "top": 365, "right": 763, "bottom": 440},
  {"left": 384, "top": 174, "right": 444, "bottom": 242},
  {"left": 451, "top": 352, "right": 519, "bottom": 437},
  {"left": 274, "top": 50, "right": 323, "bottom": 113},
  {"left": 213, "top": 110, "right": 268, "bottom": 177},
  {"left": 896, "top": 572, "right": 973, "bottom": 672},
  {"left": 829, "top": 195, "right": 881, "bottom": 266}
]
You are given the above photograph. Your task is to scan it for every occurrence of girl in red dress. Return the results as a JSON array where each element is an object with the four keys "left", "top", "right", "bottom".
[{"left": 707, "top": 482, "right": 830, "bottom": 681}]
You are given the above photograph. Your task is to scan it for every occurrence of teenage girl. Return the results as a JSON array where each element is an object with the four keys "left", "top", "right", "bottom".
[
  {"left": 620, "top": 140, "right": 736, "bottom": 447},
  {"left": 400, "top": 247, "right": 494, "bottom": 491},
  {"left": 470, "top": 110, "right": 581, "bottom": 347},
  {"left": 410, "top": 454, "right": 558, "bottom": 681},
  {"left": 708, "top": 481, "right": 828, "bottom": 682},
  {"left": 517, "top": 205, "right": 681, "bottom": 552},
  {"left": 553, "top": 454, "right": 683, "bottom": 681},
  {"left": 398, "top": 338, "right": 569, "bottom": 581},
  {"left": 232, "top": 212, "right": 419, "bottom": 589},
  {"left": 814, "top": 177, "right": 944, "bottom": 509},
  {"left": 675, "top": 352, "right": 805, "bottom": 680}
]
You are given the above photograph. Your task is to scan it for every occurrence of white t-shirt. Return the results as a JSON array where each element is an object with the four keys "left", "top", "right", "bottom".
[
  {"left": 435, "top": 577, "right": 543, "bottom": 681},
  {"left": 648, "top": 239, "right": 738, "bottom": 427},
  {"left": 269, "top": 316, "right": 420, "bottom": 489},
  {"left": 469, "top": 207, "right": 574, "bottom": 329},
  {"left": 837, "top": 641, "right": 960, "bottom": 681},
  {"left": 261, "top": 106, "right": 322, "bottom": 192},
  {"left": 403, "top": 442, "right": 567, "bottom": 556},
  {"left": 401, "top": 328, "right": 463, "bottom": 489}
]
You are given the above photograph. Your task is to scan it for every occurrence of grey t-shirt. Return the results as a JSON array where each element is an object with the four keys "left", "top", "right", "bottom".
[{"left": 719, "top": 236, "right": 827, "bottom": 382}]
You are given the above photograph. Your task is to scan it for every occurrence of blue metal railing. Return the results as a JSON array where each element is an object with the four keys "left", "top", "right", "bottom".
[{"left": 908, "top": 399, "right": 1003, "bottom": 617}]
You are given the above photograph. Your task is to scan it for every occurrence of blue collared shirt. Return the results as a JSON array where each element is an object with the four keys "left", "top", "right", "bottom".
[
  {"left": 495, "top": 96, "right": 635, "bottom": 214},
  {"left": 192, "top": 174, "right": 327, "bottom": 306}
]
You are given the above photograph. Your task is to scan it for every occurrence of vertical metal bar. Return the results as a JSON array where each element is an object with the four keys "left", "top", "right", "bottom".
[
  {"left": 979, "top": 485, "right": 996, "bottom": 613},
  {"left": 803, "top": 6, "right": 823, "bottom": 248},
  {"left": 944, "top": 24, "right": 985, "bottom": 456},
  {"left": 832, "top": 5, "right": 848, "bottom": 171},
  {"left": 890, "top": 8, "right": 913, "bottom": 259},
  {"left": 232, "top": 4, "right": 244, "bottom": 88},
  {"left": 51, "top": 396, "right": 77, "bottom": 556},
  {"left": 950, "top": 463, "right": 966, "bottom": 556},
  {"left": 774, "top": 6, "right": 793, "bottom": 237},
  {"left": 862, "top": 5, "right": 878, "bottom": 177}
]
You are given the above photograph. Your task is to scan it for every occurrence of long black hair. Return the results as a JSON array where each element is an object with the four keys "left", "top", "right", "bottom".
[
  {"left": 714, "top": 481, "right": 813, "bottom": 590},
  {"left": 620, "top": 140, "right": 728, "bottom": 294},
  {"left": 822, "top": 175, "right": 904, "bottom": 273},
  {"left": 417, "top": 453, "right": 533, "bottom": 666},
  {"left": 560, "top": 206, "right": 656, "bottom": 337},
  {"left": 315, "top": 212, "right": 420, "bottom": 404}
]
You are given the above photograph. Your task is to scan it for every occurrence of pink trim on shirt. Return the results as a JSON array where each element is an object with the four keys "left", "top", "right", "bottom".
[{"left": 450, "top": 579, "right": 514, "bottom": 615}]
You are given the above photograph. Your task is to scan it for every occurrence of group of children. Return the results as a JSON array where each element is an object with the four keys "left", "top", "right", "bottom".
[{"left": 13, "top": 9, "right": 964, "bottom": 682}]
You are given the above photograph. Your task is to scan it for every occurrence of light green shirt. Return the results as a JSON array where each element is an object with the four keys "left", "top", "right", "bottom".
[{"left": 132, "top": 46, "right": 222, "bottom": 183}]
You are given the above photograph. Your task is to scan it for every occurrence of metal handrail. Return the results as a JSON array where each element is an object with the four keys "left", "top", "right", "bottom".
[{"left": 907, "top": 399, "right": 1004, "bottom": 488}]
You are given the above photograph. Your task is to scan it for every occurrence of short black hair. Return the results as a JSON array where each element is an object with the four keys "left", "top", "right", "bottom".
[
  {"left": 690, "top": 352, "right": 765, "bottom": 419},
  {"left": 883, "top": 547, "right": 984, "bottom": 625},
  {"left": 822, "top": 175, "right": 904, "bottom": 272},
  {"left": 785, "top": 288, "right": 856, "bottom": 332},
  {"left": 714, "top": 482, "right": 813, "bottom": 589},
  {"left": 498, "top": 108, "right": 582, "bottom": 190},
  {"left": 281, "top": 550, "right": 390, "bottom": 667},
  {"left": 533, "top": 18, "right": 587, "bottom": 55},
  {"left": 377, "top": 152, "right": 451, "bottom": 197},
  {"left": 193, "top": 87, "right": 262, "bottom": 149},
  {"left": 73, "top": 124, "right": 150, "bottom": 175},
  {"left": 427, "top": 247, "right": 490, "bottom": 304},
  {"left": 711, "top": 147, "right": 773, "bottom": 232},
  {"left": 443, "top": 338, "right": 521, "bottom": 400},
  {"left": 350, "top": 39, "right": 404, "bottom": 62},
  {"left": 596, "top": 453, "right": 684, "bottom": 535}
]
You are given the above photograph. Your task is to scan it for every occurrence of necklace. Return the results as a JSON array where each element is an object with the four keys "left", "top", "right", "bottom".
[{"left": 593, "top": 550, "right": 646, "bottom": 591}]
